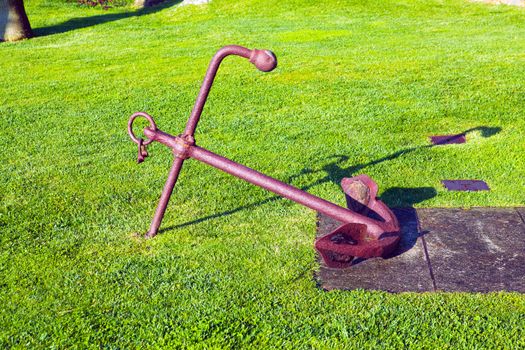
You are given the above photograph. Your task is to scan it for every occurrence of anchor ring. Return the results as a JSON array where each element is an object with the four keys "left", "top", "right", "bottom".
[{"left": 128, "top": 112, "right": 157, "bottom": 145}]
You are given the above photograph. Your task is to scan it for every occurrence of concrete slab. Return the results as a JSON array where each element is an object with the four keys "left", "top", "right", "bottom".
[
  {"left": 316, "top": 208, "right": 434, "bottom": 292},
  {"left": 515, "top": 207, "right": 525, "bottom": 224},
  {"left": 418, "top": 208, "right": 525, "bottom": 292},
  {"left": 316, "top": 208, "right": 525, "bottom": 293}
]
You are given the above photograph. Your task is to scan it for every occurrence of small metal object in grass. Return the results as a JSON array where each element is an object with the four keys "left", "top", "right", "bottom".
[
  {"left": 127, "top": 45, "right": 401, "bottom": 268},
  {"left": 430, "top": 134, "right": 466, "bottom": 145},
  {"left": 441, "top": 180, "right": 490, "bottom": 191}
]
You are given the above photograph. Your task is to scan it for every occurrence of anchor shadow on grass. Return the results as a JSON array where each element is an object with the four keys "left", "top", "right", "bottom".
[
  {"left": 33, "top": 0, "right": 182, "bottom": 37},
  {"left": 159, "top": 125, "right": 500, "bottom": 234}
]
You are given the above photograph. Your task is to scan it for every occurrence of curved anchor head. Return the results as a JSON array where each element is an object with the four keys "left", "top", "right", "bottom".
[{"left": 315, "top": 175, "right": 401, "bottom": 268}]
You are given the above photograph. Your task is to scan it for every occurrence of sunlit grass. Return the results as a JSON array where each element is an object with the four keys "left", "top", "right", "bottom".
[{"left": 1, "top": 0, "right": 524, "bottom": 347}]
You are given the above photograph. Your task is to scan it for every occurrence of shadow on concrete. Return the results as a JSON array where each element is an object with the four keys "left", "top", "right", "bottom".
[
  {"left": 349, "top": 187, "right": 437, "bottom": 266},
  {"left": 33, "top": 0, "right": 182, "bottom": 37},
  {"left": 159, "top": 125, "right": 500, "bottom": 234}
]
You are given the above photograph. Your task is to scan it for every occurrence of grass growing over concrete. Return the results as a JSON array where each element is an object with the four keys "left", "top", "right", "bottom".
[{"left": 1, "top": 0, "right": 524, "bottom": 347}]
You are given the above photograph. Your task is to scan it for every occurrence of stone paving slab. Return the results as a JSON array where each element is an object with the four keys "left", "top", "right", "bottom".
[
  {"left": 419, "top": 208, "right": 525, "bottom": 292},
  {"left": 516, "top": 207, "right": 525, "bottom": 224},
  {"left": 316, "top": 208, "right": 525, "bottom": 293}
]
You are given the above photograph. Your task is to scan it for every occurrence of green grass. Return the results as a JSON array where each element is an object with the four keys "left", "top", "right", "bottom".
[{"left": 1, "top": 0, "right": 525, "bottom": 347}]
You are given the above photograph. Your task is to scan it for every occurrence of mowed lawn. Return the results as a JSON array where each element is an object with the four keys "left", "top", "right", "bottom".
[{"left": 1, "top": 0, "right": 524, "bottom": 347}]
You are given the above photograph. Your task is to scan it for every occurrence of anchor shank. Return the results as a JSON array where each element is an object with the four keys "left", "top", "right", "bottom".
[{"left": 188, "top": 145, "right": 384, "bottom": 235}]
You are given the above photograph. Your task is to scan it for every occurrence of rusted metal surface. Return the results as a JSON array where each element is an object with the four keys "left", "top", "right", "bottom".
[
  {"left": 441, "top": 180, "right": 490, "bottom": 191},
  {"left": 316, "top": 209, "right": 435, "bottom": 292},
  {"left": 184, "top": 45, "right": 277, "bottom": 137},
  {"left": 315, "top": 175, "right": 400, "bottom": 268},
  {"left": 127, "top": 45, "right": 400, "bottom": 267}
]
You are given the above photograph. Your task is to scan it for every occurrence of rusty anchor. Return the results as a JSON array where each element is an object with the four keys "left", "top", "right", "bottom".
[{"left": 127, "top": 45, "right": 400, "bottom": 268}]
